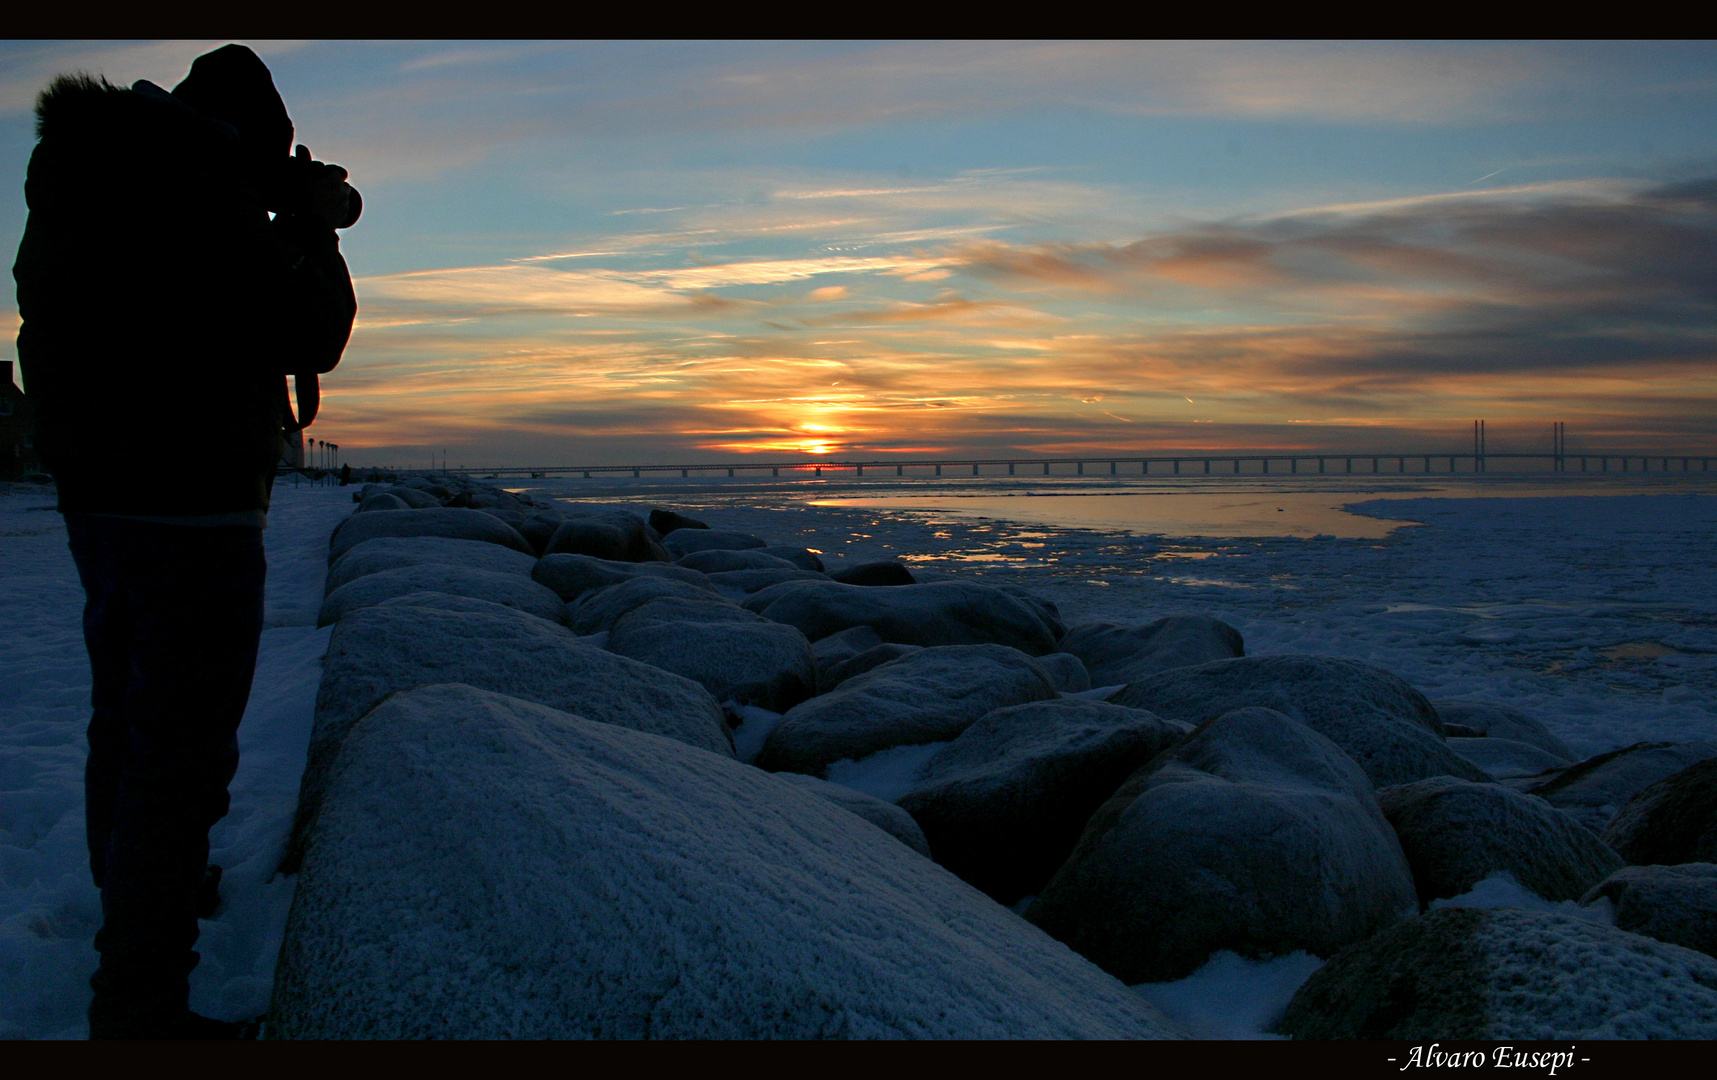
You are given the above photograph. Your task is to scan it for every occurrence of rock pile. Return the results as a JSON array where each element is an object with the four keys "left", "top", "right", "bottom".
[{"left": 266, "top": 478, "right": 1717, "bottom": 1039}]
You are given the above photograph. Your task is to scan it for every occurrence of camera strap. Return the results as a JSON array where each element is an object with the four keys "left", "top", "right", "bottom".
[{"left": 281, "top": 372, "right": 320, "bottom": 433}]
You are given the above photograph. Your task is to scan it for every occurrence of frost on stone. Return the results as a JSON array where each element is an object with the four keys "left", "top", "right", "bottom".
[
  {"left": 270, "top": 684, "right": 1184, "bottom": 1039},
  {"left": 284, "top": 604, "right": 731, "bottom": 871}
]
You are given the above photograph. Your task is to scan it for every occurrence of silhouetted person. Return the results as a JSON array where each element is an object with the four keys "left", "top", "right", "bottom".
[
  {"left": 340, "top": 462, "right": 352, "bottom": 486},
  {"left": 12, "top": 44, "right": 357, "bottom": 1039}
]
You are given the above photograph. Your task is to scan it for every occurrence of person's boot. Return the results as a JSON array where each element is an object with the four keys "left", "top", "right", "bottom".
[{"left": 87, "top": 952, "right": 254, "bottom": 1040}]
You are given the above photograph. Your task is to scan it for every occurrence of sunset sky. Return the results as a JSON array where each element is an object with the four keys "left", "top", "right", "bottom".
[{"left": 3, "top": 40, "right": 1716, "bottom": 467}]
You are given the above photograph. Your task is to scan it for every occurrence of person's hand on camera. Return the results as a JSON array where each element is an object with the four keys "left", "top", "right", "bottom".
[{"left": 292, "top": 145, "right": 360, "bottom": 230}]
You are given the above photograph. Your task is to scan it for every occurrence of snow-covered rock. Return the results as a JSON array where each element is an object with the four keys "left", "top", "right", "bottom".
[
  {"left": 518, "top": 513, "right": 562, "bottom": 556},
  {"left": 544, "top": 509, "right": 667, "bottom": 563},
  {"left": 1432, "top": 700, "right": 1575, "bottom": 761},
  {"left": 742, "top": 579, "right": 1060, "bottom": 656},
  {"left": 1275, "top": 907, "right": 1717, "bottom": 1039},
  {"left": 1582, "top": 864, "right": 1717, "bottom": 959},
  {"left": 374, "top": 484, "right": 441, "bottom": 509},
  {"left": 811, "top": 625, "right": 884, "bottom": 668},
  {"left": 648, "top": 508, "right": 708, "bottom": 535},
  {"left": 1377, "top": 776, "right": 1622, "bottom": 904},
  {"left": 1060, "top": 616, "right": 1244, "bottom": 687},
  {"left": 286, "top": 605, "right": 732, "bottom": 870},
  {"left": 675, "top": 548, "right": 800, "bottom": 574},
  {"left": 316, "top": 564, "right": 567, "bottom": 628},
  {"left": 706, "top": 568, "right": 827, "bottom": 599},
  {"left": 662, "top": 528, "right": 769, "bottom": 556},
  {"left": 328, "top": 507, "right": 533, "bottom": 565},
  {"left": 373, "top": 591, "right": 560, "bottom": 625},
  {"left": 991, "top": 585, "right": 1065, "bottom": 642},
  {"left": 1035, "top": 652, "right": 1091, "bottom": 693},
  {"left": 270, "top": 684, "right": 1182, "bottom": 1039},
  {"left": 566, "top": 576, "right": 727, "bottom": 635},
  {"left": 820, "top": 642, "right": 923, "bottom": 693},
  {"left": 757, "top": 546, "right": 824, "bottom": 572},
  {"left": 1027, "top": 706, "right": 1418, "bottom": 983},
  {"left": 829, "top": 560, "right": 916, "bottom": 586},
  {"left": 770, "top": 772, "right": 932, "bottom": 857},
  {"left": 760, "top": 644, "right": 1059, "bottom": 777},
  {"left": 1112, "top": 655, "right": 1488, "bottom": 788},
  {"left": 531, "top": 552, "right": 712, "bottom": 603},
  {"left": 1517, "top": 741, "right": 1717, "bottom": 834},
  {"left": 326, "top": 535, "right": 536, "bottom": 596},
  {"left": 1446, "top": 736, "right": 1572, "bottom": 781},
  {"left": 355, "top": 492, "right": 410, "bottom": 513},
  {"left": 898, "top": 699, "right": 1190, "bottom": 903},
  {"left": 1600, "top": 758, "right": 1717, "bottom": 865},
  {"left": 606, "top": 596, "right": 818, "bottom": 712}
]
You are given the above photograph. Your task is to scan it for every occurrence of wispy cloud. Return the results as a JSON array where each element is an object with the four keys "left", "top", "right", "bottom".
[{"left": 322, "top": 173, "right": 1717, "bottom": 462}]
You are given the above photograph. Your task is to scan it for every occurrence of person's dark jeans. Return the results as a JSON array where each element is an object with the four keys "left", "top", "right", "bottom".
[{"left": 65, "top": 514, "right": 266, "bottom": 1034}]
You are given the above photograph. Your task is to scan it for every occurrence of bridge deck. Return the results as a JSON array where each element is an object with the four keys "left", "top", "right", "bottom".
[{"left": 446, "top": 452, "right": 1716, "bottom": 480}]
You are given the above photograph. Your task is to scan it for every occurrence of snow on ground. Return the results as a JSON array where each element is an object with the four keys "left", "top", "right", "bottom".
[
  {"left": 3, "top": 471, "right": 1714, "bottom": 1038},
  {"left": 0, "top": 480, "right": 351, "bottom": 1039}
]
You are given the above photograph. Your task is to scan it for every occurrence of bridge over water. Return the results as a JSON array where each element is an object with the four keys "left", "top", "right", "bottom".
[{"left": 460, "top": 451, "right": 1716, "bottom": 481}]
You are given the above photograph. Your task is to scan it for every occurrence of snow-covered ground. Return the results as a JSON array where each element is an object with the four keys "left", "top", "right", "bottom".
[{"left": 2, "top": 472, "right": 1713, "bottom": 1039}]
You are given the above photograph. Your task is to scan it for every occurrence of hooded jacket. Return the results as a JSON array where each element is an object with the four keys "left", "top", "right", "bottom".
[{"left": 13, "top": 54, "right": 355, "bottom": 517}]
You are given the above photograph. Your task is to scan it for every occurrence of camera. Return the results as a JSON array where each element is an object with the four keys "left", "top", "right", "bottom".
[{"left": 268, "top": 144, "right": 362, "bottom": 229}]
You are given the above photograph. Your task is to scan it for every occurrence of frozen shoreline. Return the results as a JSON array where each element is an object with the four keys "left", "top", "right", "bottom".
[{"left": 2, "top": 477, "right": 1712, "bottom": 1038}]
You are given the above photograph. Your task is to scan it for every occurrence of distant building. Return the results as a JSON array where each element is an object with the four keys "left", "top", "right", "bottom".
[{"left": 0, "top": 360, "right": 38, "bottom": 481}]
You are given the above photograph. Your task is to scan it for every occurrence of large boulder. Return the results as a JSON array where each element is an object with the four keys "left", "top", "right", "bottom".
[
  {"left": 448, "top": 489, "right": 523, "bottom": 513},
  {"left": 373, "top": 592, "right": 560, "bottom": 626},
  {"left": 675, "top": 548, "right": 800, "bottom": 574},
  {"left": 898, "top": 699, "right": 1191, "bottom": 904},
  {"left": 317, "top": 564, "right": 567, "bottom": 628},
  {"left": 607, "top": 596, "right": 818, "bottom": 712},
  {"left": 566, "top": 576, "right": 727, "bottom": 636},
  {"left": 1431, "top": 700, "right": 1575, "bottom": 760},
  {"left": 1446, "top": 737, "right": 1573, "bottom": 781},
  {"left": 1275, "top": 907, "right": 1717, "bottom": 1039},
  {"left": 518, "top": 513, "right": 564, "bottom": 556},
  {"left": 829, "top": 561, "right": 916, "bottom": 587},
  {"left": 355, "top": 492, "right": 411, "bottom": 513},
  {"left": 1583, "top": 864, "right": 1717, "bottom": 959},
  {"left": 742, "top": 579, "right": 1059, "bottom": 656},
  {"left": 771, "top": 772, "right": 932, "bottom": 857},
  {"left": 1600, "top": 758, "right": 1717, "bottom": 865},
  {"left": 1026, "top": 707, "right": 1418, "bottom": 984},
  {"left": 270, "top": 684, "right": 1183, "bottom": 1039},
  {"left": 544, "top": 509, "right": 667, "bottom": 563},
  {"left": 706, "top": 568, "right": 827, "bottom": 599},
  {"left": 991, "top": 585, "right": 1065, "bottom": 642},
  {"left": 326, "top": 535, "right": 537, "bottom": 596},
  {"left": 532, "top": 552, "right": 713, "bottom": 603},
  {"left": 819, "top": 642, "right": 923, "bottom": 693},
  {"left": 1112, "top": 655, "right": 1487, "bottom": 788},
  {"left": 810, "top": 625, "right": 884, "bottom": 669},
  {"left": 759, "top": 645, "right": 1059, "bottom": 777},
  {"left": 662, "top": 528, "right": 768, "bottom": 557},
  {"left": 1035, "top": 653, "right": 1091, "bottom": 693},
  {"left": 375, "top": 484, "right": 442, "bottom": 509},
  {"left": 758, "top": 546, "right": 824, "bottom": 572},
  {"left": 1376, "top": 776, "right": 1623, "bottom": 904},
  {"left": 1060, "top": 616, "right": 1244, "bottom": 687},
  {"left": 328, "top": 507, "right": 533, "bottom": 565},
  {"left": 1515, "top": 741, "right": 1717, "bottom": 834},
  {"left": 286, "top": 604, "right": 732, "bottom": 871},
  {"left": 648, "top": 508, "right": 708, "bottom": 535}
]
